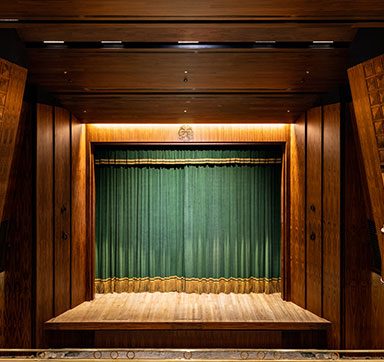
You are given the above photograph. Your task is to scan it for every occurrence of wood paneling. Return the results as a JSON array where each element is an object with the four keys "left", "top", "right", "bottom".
[
  {"left": 27, "top": 49, "right": 347, "bottom": 93},
  {"left": 3, "top": 23, "right": 358, "bottom": 42},
  {"left": 59, "top": 93, "right": 316, "bottom": 124},
  {"left": 343, "top": 104, "right": 384, "bottom": 349},
  {"left": 305, "top": 107, "right": 323, "bottom": 316},
  {"left": 54, "top": 107, "right": 71, "bottom": 316},
  {"left": 26, "top": 48, "right": 347, "bottom": 123},
  {"left": 36, "top": 104, "right": 54, "bottom": 347},
  {"left": 71, "top": 118, "right": 87, "bottom": 308},
  {"left": 348, "top": 55, "right": 384, "bottom": 277},
  {"left": 289, "top": 114, "right": 306, "bottom": 308},
  {"left": 0, "top": 58, "right": 27, "bottom": 222},
  {"left": 1, "top": 102, "right": 33, "bottom": 348},
  {"left": 87, "top": 124, "right": 290, "bottom": 144},
  {"left": 1, "top": 0, "right": 383, "bottom": 20},
  {"left": 322, "top": 103, "right": 341, "bottom": 348}
]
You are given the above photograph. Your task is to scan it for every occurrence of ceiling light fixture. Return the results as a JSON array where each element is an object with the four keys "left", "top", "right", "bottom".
[
  {"left": 178, "top": 41, "right": 199, "bottom": 44},
  {"left": 43, "top": 40, "right": 65, "bottom": 44}
]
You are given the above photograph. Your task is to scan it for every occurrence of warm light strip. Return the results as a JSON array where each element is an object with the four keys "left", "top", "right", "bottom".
[{"left": 90, "top": 123, "right": 287, "bottom": 129}]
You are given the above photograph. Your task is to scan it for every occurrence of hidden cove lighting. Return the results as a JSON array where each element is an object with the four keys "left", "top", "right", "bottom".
[{"left": 43, "top": 40, "right": 65, "bottom": 44}]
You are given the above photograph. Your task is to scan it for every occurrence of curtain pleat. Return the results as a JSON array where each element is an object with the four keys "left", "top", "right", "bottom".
[{"left": 95, "top": 147, "right": 281, "bottom": 294}]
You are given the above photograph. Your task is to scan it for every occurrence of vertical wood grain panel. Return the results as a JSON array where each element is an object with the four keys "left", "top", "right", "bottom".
[
  {"left": 71, "top": 118, "right": 87, "bottom": 307},
  {"left": 322, "top": 103, "right": 341, "bottom": 348},
  {"left": 289, "top": 115, "right": 306, "bottom": 308},
  {"left": 54, "top": 107, "right": 71, "bottom": 316},
  {"left": 306, "top": 106, "right": 323, "bottom": 316},
  {"left": 36, "top": 103, "right": 54, "bottom": 347},
  {"left": 348, "top": 55, "right": 384, "bottom": 277},
  {"left": 2, "top": 103, "right": 33, "bottom": 347}
]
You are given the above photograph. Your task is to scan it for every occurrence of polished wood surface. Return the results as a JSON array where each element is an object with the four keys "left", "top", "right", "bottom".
[
  {"left": 348, "top": 55, "right": 384, "bottom": 277},
  {"left": 3, "top": 22, "right": 358, "bottom": 42},
  {"left": 86, "top": 124, "right": 290, "bottom": 143},
  {"left": 26, "top": 48, "right": 347, "bottom": 123},
  {"left": 322, "top": 103, "right": 341, "bottom": 348},
  {"left": 343, "top": 104, "right": 384, "bottom": 349},
  {"left": 46, "top": 292, "right": 330, "bottom": 330},
  {"left": 305, "top": 107, "right": 323, "bottom": 316},
  {"left": 0, "top": 58, "right": 27, "bottom": 222},
  {"left": 1, "top": 1, "right": 383, "bottom": 20},
  {"left": 54, "top": 107, "right": 72, "bottom": 316},
  {"left": 36, "top": 104, "right": 54, "bottom": 347},
  {"left": 1, "top": 103, "right": 33, "bottom": 348},
  {"left": 59, "top": 93, "right": 316, "bottom": 124},
  {"left": 289, "top": 114, "right": 306, "bottom": 308},
  {"left": 70, "top": 118, "right": 87, "bottom": 308}
]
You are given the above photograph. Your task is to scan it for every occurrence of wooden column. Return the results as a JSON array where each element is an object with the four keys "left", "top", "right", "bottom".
[
  {"left": 289, "top": 115, "right": 306, "bottom": 308},
  {"left": 305, "top": 106, "right": 323, "bottom": 316},
  {"left": 322, "top": 103, "right": 341, "bottom": 348}
]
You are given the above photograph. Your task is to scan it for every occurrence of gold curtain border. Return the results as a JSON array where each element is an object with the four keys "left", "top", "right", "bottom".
[
  {"left": 94, "top": 157, "right": 282, "bottom": 166},
  {"left": 95, "top": 276, "right": 281, "bottom": 294}
]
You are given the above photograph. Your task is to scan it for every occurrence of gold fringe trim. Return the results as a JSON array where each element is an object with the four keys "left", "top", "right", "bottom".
[
  {"left": 95, "top": 276, "right": 281, "bottom": 294},
  {"left": 95, "top": 157, "right": 281, "bottom": 166}
]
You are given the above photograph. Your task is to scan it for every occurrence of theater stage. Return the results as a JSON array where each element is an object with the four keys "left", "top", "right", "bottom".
[{"left": 45, "top": 292, "right": 330, "bottom": 348}]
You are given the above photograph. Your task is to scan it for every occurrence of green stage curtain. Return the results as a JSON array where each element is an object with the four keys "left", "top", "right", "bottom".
[{"left": 95, "top": 147, "right": 282, "bottom": 294}]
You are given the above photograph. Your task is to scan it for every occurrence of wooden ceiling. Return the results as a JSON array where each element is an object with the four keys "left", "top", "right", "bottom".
[{"left": 1, "top": 1, "right": 384, "bottom": 123}]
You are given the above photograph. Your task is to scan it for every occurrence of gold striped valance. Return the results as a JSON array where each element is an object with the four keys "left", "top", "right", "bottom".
[
  {"left": 95, "top": 276, "right": 281, "bottom": 294},
  {"left": 95, "top": 157, "right": 282, "bottom": 166}
]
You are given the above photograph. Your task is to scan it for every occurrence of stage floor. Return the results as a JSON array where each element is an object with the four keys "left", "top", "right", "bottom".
[{"left": 46, "top": 292, "right": 329, "bottom": 331}]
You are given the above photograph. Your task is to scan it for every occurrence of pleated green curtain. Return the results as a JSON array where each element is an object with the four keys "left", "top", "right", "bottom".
[{"left": 95, "top": 147, "right": 282, "bottom": 294}]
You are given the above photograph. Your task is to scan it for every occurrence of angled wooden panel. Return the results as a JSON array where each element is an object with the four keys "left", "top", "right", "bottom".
[
  {"left": 54, "top": 107, "right": 71, "bottom": 316},
  {"left": 2, "top": 102, "right": 33, "bottom": 348},
  {"left": 71, "top": 118, "right": 87, "bottom": 308},
  {"left": 305, "top": 106, "right": 322, "bottom": 316},
  {"left": 322, "top": 103, "right": 341, "bottom": 348},
  {"left": 348, "top": 54, "right": 384, "bottom": 277},
  {"left": 5, "top": 23, "right": 357, "bottom": 42},
  {"left": 59, "top": 93, "right": 316, "bottom": 124},
  {"left": 36, "top": 103, "right": 54, "bottom": 347},
  {"left": 1, "top": 0, "right": 384, "bottom": 20},
  {"left": 0, "top": 58, "right": 27, "bottom": 222},
  {"left": 27, "top": 49, "right": 348, "bottom": 93},
  {"left": 289, "top": 115, "right": 306, "bottom": 308}
]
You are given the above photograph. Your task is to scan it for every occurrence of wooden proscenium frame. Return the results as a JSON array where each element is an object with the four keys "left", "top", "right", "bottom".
[{"left": 84, "top": 124, "right": 291, "bottom": 301}]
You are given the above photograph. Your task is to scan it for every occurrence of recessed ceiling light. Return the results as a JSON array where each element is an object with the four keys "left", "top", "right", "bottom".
[
  {"left": 101, "top": 40, "right": 123, "bottom": 44},
  {"left": 43, "top": 40, "right": 65, "bottom": 44},
  {"left": 184, "top": 110, "right": 187, "bottom": 113},
  {"left": 178, "top": 41, "right": 199, "bottom": 44},
  {"left": 312, "top": 40, "right": 334, "bottom": 44},
  {"left": 287, "top": 110, "right": 291, "bottom": 113}
]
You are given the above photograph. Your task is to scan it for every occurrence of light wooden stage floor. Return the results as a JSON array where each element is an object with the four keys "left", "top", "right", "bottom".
[
  {"left": 46, "top": 292, "right": 329, "bottom": 331},
  {"left": 45, "top": 292, "right": 330, "bottom": 348}
]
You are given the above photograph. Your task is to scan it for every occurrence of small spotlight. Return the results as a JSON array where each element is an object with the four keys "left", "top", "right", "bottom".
[
  {"left": 83, "top": 110, "right": 87, "bottom": 113},
  {"left": 184, "top": 110, "right": 187, "bottom": 113},
  {"left": 184, "top": 70, "right": 188, "bottom": 74},
  {"left": 305, "top": 70, "right": 310, "bottom": 74},
  {"left": 287, "top": 110, "right": 291, "bottom": 113}
]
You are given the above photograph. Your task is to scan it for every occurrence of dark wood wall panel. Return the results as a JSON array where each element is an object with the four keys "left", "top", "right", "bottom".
[
  {"left": 305, "top": 107, "right": 323, "bottom": 316},
  {"left": 348, "top": 55, "right": 384, "bottom": 277},
  {"left": 322, "top": 103, "right": 341, "bottom": 348},
  {"left": 71, "top": 118, "right": 87, "bottom": 307},
  {"left": 1, "top": 103, "right": 33, "bottom": 348},
  {"left": 35, "top": 104, "right": 54, "bottom": 347},
  {"left": 289, "top": 114, "right": 306, "bottom": 308},
  {"left": 343, "top": 104, "right": 384, "bottom": 349},
  {"left": 0, "top": 58, "right": 27, "bottom": 222},
  {"left": 54, "top": 107, "right": 72, "bottom": 316}
]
